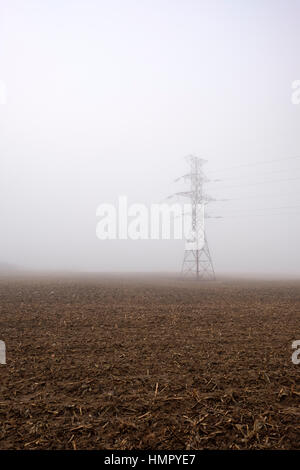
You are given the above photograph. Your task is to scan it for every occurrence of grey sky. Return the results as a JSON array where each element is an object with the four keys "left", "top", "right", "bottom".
[{"left": 0, "top": 0, "right": 300, "bottom": 276}]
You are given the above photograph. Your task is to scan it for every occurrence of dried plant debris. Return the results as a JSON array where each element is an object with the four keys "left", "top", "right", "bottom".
[{"left": 0, "top": 275, "right": 299, "bottom": 449}]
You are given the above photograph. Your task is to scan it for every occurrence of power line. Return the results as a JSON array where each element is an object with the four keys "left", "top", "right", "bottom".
[
  {"left": 213, "top": 212, "right": 300, "bottom": 219},
  {"left": 215, "top": 193, "right": 298, "bottom": 201},
  {"left": 209, "top": 175, "right": 300, "bottom": 190},
  {"left": 207, "top": 155, "right": 300, "bottom": 174},
  {"left": 211, "top": 204, "right": 300, "bottom": 214},
  {"left": 223, "top": 204, "right": 300, "bottom": 212},
  {"left": 209, "top": 204, "right": 300, "bottom": 219},
  {"left": 207, "top": 167, "right": 300, "bottom": 183}
]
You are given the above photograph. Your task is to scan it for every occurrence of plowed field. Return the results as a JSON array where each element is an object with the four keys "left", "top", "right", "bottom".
[{"left": 0, "top": 275, "right": 299, "bottom": 449}]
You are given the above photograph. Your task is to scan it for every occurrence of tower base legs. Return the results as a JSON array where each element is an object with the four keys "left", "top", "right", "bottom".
[{"left": 181, "top": 240, "right": 215, "bottom": 281}]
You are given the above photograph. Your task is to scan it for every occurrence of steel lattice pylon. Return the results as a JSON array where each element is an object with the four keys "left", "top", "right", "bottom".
[{"left": 171, "top": 155, "right": 216, "bottom": 281}]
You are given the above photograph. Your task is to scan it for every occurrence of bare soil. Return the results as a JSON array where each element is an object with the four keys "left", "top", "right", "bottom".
[{"left": 0, "top": 274, "right": 299, "bottom": 449}]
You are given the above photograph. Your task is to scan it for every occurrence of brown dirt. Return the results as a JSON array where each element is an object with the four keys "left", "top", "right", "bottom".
[{"left": 0, "top": 274, "right": 299, "bottom": 449}]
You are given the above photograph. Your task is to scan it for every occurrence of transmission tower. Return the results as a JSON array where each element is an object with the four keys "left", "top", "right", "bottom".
[{"left": 173, "top": 155, "right": 216, "bottom": 280}]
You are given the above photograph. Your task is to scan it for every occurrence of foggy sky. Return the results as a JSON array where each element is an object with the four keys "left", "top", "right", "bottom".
[{"left": 0, "top": 0, "right": 300, "bottom": 276}]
